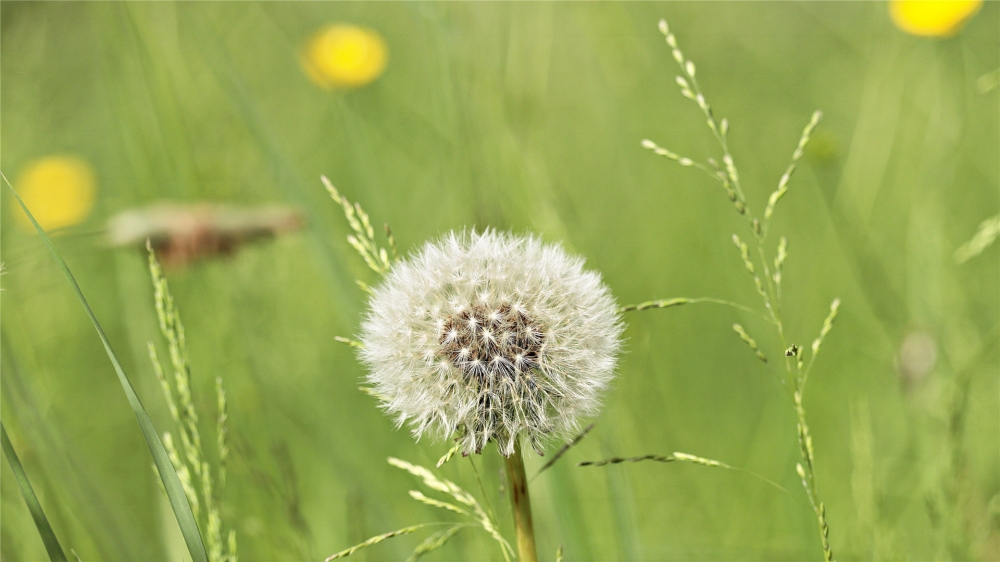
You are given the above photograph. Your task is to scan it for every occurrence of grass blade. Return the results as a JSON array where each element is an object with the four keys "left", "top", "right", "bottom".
[
  {"left": 5, "top": 178, "right": 209, "bottom": 562},
  {"left": 1, "top": 422, "right": 69, "bottom": 562}
]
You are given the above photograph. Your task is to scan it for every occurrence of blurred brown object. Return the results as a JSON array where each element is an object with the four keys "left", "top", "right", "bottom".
[{"left": 108, "top": 203, "right": 304, "bottom": 268}]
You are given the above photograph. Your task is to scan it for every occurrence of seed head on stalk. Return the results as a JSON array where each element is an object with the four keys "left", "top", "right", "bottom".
[{"left": 358, "top": 230, "right": 622, "bottom": 457}]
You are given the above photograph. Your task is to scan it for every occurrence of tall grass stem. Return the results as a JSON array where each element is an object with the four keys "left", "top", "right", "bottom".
[
  {"left": 1, "top": 422, "right": 68, "bottom": 562},
  {"left": 504, "top": 439, "right": 538, "bottom": 562}
]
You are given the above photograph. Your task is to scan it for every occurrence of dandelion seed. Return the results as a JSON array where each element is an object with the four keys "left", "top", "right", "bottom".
[
  {"left": 890, "top": 0, "right": 982, "bottom": 37},
  {"left": 359, "top": 230, "right": 622, "bottom": 457},
  {"left": 301, "top": 24, "right": 388, "bottom": 90},
  {"left": 13, "top": 155, "right": 95, "bottom": 232}
]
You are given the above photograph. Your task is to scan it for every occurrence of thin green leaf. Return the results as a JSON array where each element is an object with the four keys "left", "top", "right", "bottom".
[
  {"left": 1, "top": 422, "right": 68, "bottom": 562},
  {"left": 5, "top": 178, "right": 209, "bottom": 562}
]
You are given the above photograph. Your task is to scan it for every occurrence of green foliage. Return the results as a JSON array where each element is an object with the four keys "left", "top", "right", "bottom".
[
  {"left": 2, "top": 3, "right": 997, "bottom": 561},
  {"left": 626, "top": 18, "right": 839, "bottom": 560},
  {"left": 5, "top": 178, "right": 209, "bottom": 562}
]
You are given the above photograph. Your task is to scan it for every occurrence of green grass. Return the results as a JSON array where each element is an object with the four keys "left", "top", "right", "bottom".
[
  {"left": 7, "top": 176, "right": 208, "bottom": 562},
  {"left": 2, "top": 2, "right": 998, "bottom": 560}
]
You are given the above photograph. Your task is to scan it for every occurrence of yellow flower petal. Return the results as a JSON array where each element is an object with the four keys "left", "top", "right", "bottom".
[
  {"left": 14, "top": 155, "right": 96, "bottom": 232},
  {"left": 301, "top": 24, "right": 388, "bottom": 90},
  {"left": 890, "top": 0, "right": 983, "bottom": 37}
]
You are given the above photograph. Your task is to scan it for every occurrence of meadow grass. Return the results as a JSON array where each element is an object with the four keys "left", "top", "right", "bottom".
[
  {"left": 6, "top": 175, "right": 209, "bottom": 562},
  {"left": 586, "top": 19, "right": 837, "bottom": 560},
  {"left": 147, "top": 242, "right": 237, "bottom": 562},
  {"left": 1, "top": 3, "right": 997, "bottom": 561}
]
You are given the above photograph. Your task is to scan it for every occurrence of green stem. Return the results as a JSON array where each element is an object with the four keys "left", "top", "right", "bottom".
[{"left": 504, "top": 439, "right": 538, "bottom": 562}]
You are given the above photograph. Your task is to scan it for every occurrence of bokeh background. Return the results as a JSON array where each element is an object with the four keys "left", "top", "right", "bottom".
[{"left": 2, "top": 2, "right": 997, "bottom": 561}]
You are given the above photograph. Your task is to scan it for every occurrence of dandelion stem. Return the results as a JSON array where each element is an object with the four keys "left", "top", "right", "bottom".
[{"left": 504, "top": 439, "right": 538, "bottom": 562}]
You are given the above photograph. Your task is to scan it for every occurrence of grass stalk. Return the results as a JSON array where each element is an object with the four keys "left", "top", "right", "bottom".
[
  {"left": 503, "top": 439, "right": 538, "bottom": 562},
  {"left": 642, "top": 20, "right": 838, "bottom": 560},
  {"left": 1, "top": 422, "right": 69, "bottom": 562}
]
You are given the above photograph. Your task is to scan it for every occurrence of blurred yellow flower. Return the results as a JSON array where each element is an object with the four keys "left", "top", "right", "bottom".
[
  {"left": 14, "top": 155, "right": 96, "bottom": 232},
  {"left": 301, "top": 24, "right": 387, "bottom": 90},
  {"left": 890, "top": 0, "right": 983, "bottom": 37}
]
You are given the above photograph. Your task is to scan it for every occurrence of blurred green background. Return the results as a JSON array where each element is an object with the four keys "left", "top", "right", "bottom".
[{"left": 2, "top": 2, "right": 997, "bottom": 560}]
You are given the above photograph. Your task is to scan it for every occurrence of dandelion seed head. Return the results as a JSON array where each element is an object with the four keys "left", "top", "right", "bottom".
[{"left": 359, "top": 230, "right": 622, "bottom": 457}]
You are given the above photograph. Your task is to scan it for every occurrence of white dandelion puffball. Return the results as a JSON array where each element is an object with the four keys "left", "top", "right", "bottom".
[{"left": 359, "top": 230, "right": 622, "bottom": 457}]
